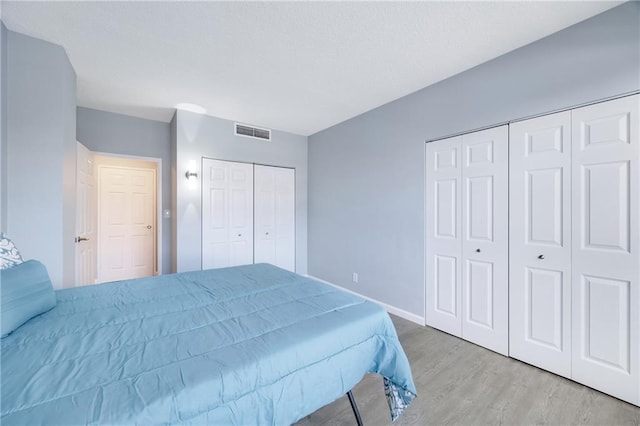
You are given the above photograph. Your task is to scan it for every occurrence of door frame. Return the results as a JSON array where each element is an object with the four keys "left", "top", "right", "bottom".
[{"left": 94, "top": 152, "right": 163, "bottom": 278}]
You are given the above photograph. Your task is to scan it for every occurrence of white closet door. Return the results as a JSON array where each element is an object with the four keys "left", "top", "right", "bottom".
[
  {"left": 460, "top": 126, "right": 509, "bottom": 355},
  {"left": 426, "top": 136, "right": 463, "bottom": 337},
  {"left": 254, "top": 165, "right": 296, "bottom": 271},
  {"left": 509, "top": 112, "right": 572, "bottom": 377},
  {"left": 202, "top": 159, "right": 254, "bottom": 269},
  {"left": 571, "top": 94, "right": 639, "bottom": 405}
]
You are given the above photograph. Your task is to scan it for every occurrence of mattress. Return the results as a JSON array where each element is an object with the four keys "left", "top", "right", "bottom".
[{"left": 1, "top": 263, "right": 416, "bottom": 424}]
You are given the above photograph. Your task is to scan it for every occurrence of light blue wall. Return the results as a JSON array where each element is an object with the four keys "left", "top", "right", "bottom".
[
  {"left": 169, "top": 113, "right": 177, "bottom": 272},
  {"left": 5, "top": 29, "right": 77, "bottom": 289},
  {"left": 173, "top": 110, "right": 308, "bottom": 274},
  {"left": 308, "top": 2, "right": 640, "bottom": 319},
  {"left": 1, "top": 24, "right": 7, "bottom": 231},
  {"left": 76, "top": 107, "right": 172, "bottom": 274}
]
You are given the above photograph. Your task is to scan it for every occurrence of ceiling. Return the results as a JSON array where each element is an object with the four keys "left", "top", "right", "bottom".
[{"left": 1, "top": 1, "right": 622, "bottom": 136}]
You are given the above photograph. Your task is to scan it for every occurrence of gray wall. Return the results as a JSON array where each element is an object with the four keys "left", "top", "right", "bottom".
[
  {"left": 4, "top": 29, "right": 77, "bottom": 289},
  {"left": 76, "top": 107, "right": 172, "bottom": 274},
  {"left": 308, "top": 2, "right": 640, "bottom": 319},
  {"left": 173, "top": 110, "right": 308, "bottom": 274}
]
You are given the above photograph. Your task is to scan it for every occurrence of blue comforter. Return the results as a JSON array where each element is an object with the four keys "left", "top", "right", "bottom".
[{"left": 1, "top": 264, "right": 416, "bottom": 424}]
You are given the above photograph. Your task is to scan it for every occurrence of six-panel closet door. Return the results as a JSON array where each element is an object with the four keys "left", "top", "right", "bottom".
[
  {"left": 461, "top": 127, "right": 509, "bottom": 355},
  {"left": 254, "top": 165, "right": 296, "bottom": 272},
  {"left": 426, "top": 135, "right": 463, "bottom": 336},
  {"left": 571, "top": 95, "right": 639, "bottom": 405},
  {"left": 202, "top": 159, "right": 254, "bottom": 269},
  {"left": 426, "top": 125, "right": 509, "bottom": 355},
  {"left": 509, "top": 111, "right": 572, "bottom": 378},
  {"left": 507, "top": 94, "right": 639, "bottom": 405}
]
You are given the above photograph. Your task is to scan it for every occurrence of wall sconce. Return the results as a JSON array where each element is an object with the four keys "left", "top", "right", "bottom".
[{"left": 186, "top": 160, "right": 199, "bottom": 190}]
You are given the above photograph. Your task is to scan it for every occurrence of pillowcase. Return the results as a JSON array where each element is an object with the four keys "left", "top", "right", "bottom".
[
  {"left": 1, "top": 259, "right": 57, "bottom": 338},
  {"left": 0, "top": 232, "right": 24, "bottom": 270}
]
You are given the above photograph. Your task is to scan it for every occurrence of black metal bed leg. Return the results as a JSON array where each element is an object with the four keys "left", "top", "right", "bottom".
[{"left": 346, "top": 390, "right": 364, "bottom": 426}]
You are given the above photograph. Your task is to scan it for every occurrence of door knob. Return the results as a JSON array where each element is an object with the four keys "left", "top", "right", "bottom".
[
  {"left": 265, "top": 232, "right": 269, "bottom": 235},
  {"left": 147, "top": 225, "right": 152, "bottom": 229},
  {"left": 75, "top": 237, "right": 89, "bottom": 243},
  {"left": 476, "top": 248, "right": 481, "bottom": 253},
  {"left": 238, "top": 234, "right": 242, "bottom": 237},
  {"left": 538, "top": 255, "right": 544, "bottom": 259}
]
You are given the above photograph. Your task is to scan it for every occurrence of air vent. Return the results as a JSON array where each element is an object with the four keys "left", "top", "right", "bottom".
[{"left": 235, "top": 123, "right": 271, "bottom": 141}]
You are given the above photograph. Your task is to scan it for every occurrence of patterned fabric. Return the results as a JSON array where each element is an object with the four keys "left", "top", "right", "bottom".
[
  {"left": 0, "top": 232, "right": 24, "bottom": 270},
  {"left": 384, "top": 376, "right": 417, "bottom": 422}
]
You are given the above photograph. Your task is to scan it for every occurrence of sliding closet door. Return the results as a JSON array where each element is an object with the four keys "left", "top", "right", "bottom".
[
  {"left": 571, "top": 94, "right": 639, "bottom": 405},
  {"left": 509, "top": 112, "right": 572, "bottom": 377},
  {"left": 426, "top": 136, "right": 463, "bottom": 337},
  {"left": 254, "top": 165, "right": 296, "bottom": 272},
  {"left": 460, "top": 126, "right": 509, "bottom": 356},
  {"left": 202, "top": 159, "right": 254, "bottom": 269}
]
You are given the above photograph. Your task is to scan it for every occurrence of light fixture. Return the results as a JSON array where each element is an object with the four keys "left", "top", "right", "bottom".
[
  {"left": 185, "top": 160, "right": 198, "bottom": 181},
  {"left": 186, "top": 161, "right": 199, "bottom": 190}
]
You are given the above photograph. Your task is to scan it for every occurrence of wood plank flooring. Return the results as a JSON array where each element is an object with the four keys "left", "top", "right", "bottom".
[{"left": 296, "top": 315, "right": 640, "bottom": 425}]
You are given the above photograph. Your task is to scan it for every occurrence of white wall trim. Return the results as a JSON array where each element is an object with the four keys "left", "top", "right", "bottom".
[{"left": 305, "top": 274, "right": 425, "bottom": 326}]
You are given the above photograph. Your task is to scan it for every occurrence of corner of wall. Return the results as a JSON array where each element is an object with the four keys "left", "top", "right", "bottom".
[
  {"left": 5, "top": 28, "right": 77, "bottom": 289},
  {"left": 173, "top": 109, "right": 204, "bottom": 273},
  {"left": 0, "top": 23, "right": 7, "bottom": 232},
  {"left": 170, "top": 110, "right": 177, "bottom": 273},
  {"left": 61, "top": 45, "right": 77, "bottom": 288}
]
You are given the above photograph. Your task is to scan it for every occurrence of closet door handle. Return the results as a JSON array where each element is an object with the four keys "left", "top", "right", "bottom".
[
  {"left": 538, "top": 254, "right": 544, "bottom": 260},
  {"left": 238, "top": 233, "right": 242, "bottom": 237},
  {"left": 476, "top": 248, "right": 481, "bottom": 253}
]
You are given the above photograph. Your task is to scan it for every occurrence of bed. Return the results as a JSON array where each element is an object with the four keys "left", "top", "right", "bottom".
[{"left": 1, "top": 262, "right": 416, "bottom": 424}]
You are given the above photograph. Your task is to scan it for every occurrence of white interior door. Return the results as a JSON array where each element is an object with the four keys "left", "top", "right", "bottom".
[
  {"left": 571, "top": 94, "right": 639, "bottom": 405},
  {"left": 426, "top": 136, "right": 463, "bottom": 337},
  {"left": 75, "top": 142, "right": 96, "bottom": 286},
  {"left": 460, "top": 126, "right": 509, "bottom": 356},
  {"left": 254, "top": 165, "right": 295, "bottom": 272},
  {"left": 202, "top": 159, "right": 254, "bottom": 269},
  {"left": 509, "top": 111, "right": 572, "bottom": 377},
  {"left": 98, "top": 166, "right": 156, "bottom": 283}
]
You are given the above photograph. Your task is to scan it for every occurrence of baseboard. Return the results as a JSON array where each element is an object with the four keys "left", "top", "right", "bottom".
[{"left": 305, "top": 274, "right": 425, "bottom": 326}]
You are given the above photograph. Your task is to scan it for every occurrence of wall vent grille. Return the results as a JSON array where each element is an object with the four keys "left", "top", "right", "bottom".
[{"left": 235, "top": 123, "right": 271, "bottom": 141}]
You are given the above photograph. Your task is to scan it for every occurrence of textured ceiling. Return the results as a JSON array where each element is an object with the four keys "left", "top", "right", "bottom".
[{"left": 1, "top": 1, "right": 622, "bottom": 136}]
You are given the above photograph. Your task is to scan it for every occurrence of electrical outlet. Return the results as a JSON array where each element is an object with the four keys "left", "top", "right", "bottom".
[{"left": 352, "top": 272, "right": 359, "bottom": 283}]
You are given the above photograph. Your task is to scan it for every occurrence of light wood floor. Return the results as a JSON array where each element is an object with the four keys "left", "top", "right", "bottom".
[{"left": 296, "top": 315, "right": 640, "bottom": 426}]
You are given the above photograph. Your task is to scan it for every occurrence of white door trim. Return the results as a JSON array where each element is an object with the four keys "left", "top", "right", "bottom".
[
  {"left": 425, "top": 91, "right": 640, "bottom": 145},
  {"left": 93, "top": 152, "right": 163, "bottom": 276}
]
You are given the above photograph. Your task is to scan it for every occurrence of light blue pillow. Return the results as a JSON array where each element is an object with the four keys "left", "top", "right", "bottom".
[
  {"left": 1, "top": 260, "right": 57, "bottom": 338},
  {"left": 0, "top": 232, "right": 24, "bottom": 270}
]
